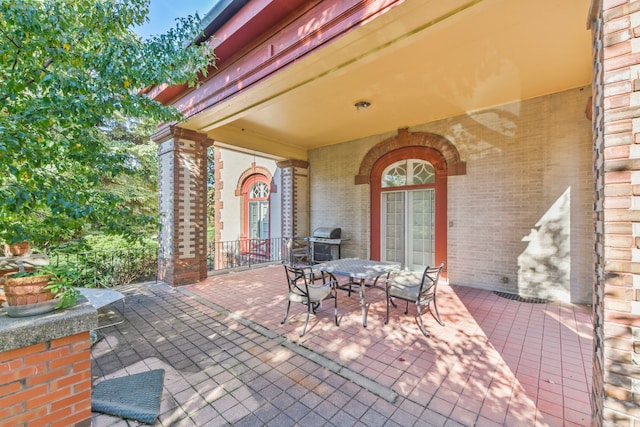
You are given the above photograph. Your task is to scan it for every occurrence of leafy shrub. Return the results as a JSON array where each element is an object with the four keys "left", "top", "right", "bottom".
[{"left": 49, "top": 234, "right": 157, "bottom": 288}]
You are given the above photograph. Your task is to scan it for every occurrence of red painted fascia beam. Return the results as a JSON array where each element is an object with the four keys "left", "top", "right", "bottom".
[
  {"left": 150, "top": 0, "right": 308, "bottom": 105},
  {"left": 172, "top": 0, "right": 403, "bottom": 120}
]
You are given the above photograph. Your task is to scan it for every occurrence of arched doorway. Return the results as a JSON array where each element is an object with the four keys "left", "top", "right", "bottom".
[
  {"left": 237, "top": 169, "right": 273, "bottom": 259},
  {"left": 241, "top": 175, "right": 270, "bottom": 240},
  {"left": 356, "top": 129, "right": 465, "bottom": 271},
  {"left": 370, "top": 146, "right": 448, "bottom": 270}
]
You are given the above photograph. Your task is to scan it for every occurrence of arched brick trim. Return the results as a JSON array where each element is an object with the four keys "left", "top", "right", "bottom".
[
  {"left": 355, "top": 128, "right": 466, "bottom": 184},
  {"left": 234, "top": 163, "right": 274, "bottom": 196}
]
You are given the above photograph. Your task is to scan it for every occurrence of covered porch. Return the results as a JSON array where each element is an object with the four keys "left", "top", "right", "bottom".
[{"left": 148, "top": 0, "right": 635, "bottom": 423}]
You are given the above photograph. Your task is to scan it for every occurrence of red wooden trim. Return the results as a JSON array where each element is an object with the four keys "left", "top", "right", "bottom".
[
  {"left": 156, "top": 0, "right": 404, "bottom": 117},
  {"left": 235, "top": 163, "right": 273, "bottom": 194},
  {"left": 241, "top": 174, "right": 271, "bottom": 239},
  {"left": 369, "top": 147, "right": 447, "bottom": 271},
  {"left": 435, "top": 170, "right": 447, "bottom": 274}
]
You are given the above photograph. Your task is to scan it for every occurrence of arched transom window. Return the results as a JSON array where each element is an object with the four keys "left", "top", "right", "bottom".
[
  {"left": 250, "top": 182, "right": 269, "bottom": 198},
  {"left": 382, "top": 159, "right": 435, "bottom": 188}
]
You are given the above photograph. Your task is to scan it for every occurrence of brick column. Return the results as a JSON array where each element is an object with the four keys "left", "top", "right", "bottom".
[
  {"left": 590, "top": 1, "right": 640, "bottom": 425},
  {"left": 278, "top": 159, "right": 310, "bottom": 239},
  {"left": 154, "top": 126, "right": 212, "bottom": 286}
]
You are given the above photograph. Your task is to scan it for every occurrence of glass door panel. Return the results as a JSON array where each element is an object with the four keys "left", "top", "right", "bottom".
[
  {"left": 248, "top": 201, "right": 269, "bottom": 239},
  {"left": 381, "top": 189, "right": 435, "bottom": 270},
  {"left": 382, "top": 192, "right": 405, "bottom": 265},
  {"left": 408, "top": 189, "right": 435, "bottom": 271}
]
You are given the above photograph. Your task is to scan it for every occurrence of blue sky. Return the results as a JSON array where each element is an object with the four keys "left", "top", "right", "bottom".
[{"left": 135, "top": 0, "right": 215, "bottom": 39}]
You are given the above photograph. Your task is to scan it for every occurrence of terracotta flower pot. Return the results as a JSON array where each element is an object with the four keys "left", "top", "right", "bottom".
[
  {"left": 2, "top": 274, "right": 53, "bottom": 306},
  {"left": 3, "top": 241, "right": 31, "bottom": 257}
]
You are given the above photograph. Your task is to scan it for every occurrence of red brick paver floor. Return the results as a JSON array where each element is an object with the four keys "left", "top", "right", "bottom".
[
  {"left": 90, "top": 264, "right": 592, "bottom": 426},
  {"left": 188, "top": 265, "right": 593, "bottom": 426}
]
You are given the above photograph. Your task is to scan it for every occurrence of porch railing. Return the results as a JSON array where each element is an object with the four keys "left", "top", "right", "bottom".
[
  {"left": 207, "top": 237, "right": 289, "bottom": 271},
  {"left": 45, "top": 237, "right": 302, "bottom": 286},
  {"left": 48, "top": 247, "right": 157, "bottom": 288}
]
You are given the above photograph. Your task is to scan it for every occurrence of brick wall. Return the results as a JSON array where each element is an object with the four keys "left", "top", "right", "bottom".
[
  {"left": 0, "top": 332, "right": 92, "bottom": 427},
  {"left": 592, "top": 0, "right": 640, "bottom": 425},
  {"left": 309, "top": 131, "right": 392, "bottom": 260},
  {"left": 309, "top": 87, "right": 593, "bottom": 303},
  {"left": 155, "top": 126, "right": 212, "bottom": 286}
]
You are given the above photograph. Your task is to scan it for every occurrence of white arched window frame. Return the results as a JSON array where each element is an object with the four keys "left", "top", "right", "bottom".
[{"left": 246, "top": 180, "right": 270, "bottom": 239}]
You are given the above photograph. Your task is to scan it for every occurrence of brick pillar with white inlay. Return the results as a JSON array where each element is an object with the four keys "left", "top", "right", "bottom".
[
  {"left": 278, "top": 159, "right": 310, "bottom": 240},
  {"left": 154, "top": 126, "right": 212, "bottom": 286}
]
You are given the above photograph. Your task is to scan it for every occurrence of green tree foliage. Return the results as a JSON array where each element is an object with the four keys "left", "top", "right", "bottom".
[
  {"left": 0, "top": 0, "right": 215, "bottom": 248},
  {"left": 100, "top": 113, "right": 159, "bottom": 235}
]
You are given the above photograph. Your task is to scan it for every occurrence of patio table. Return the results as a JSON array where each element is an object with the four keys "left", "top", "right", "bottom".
[
  {"left": 315, "top": 258, "right": 400, "bottom": 327},
  {"left": 77, "top": 287, "right": 125, "bottom": 330}
]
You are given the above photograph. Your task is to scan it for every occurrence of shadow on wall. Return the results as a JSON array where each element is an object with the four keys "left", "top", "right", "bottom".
[{"left": 517, "top": 187, "right": 570, "bottom": 301}]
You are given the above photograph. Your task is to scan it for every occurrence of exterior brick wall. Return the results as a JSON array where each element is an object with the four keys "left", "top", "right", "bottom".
[
  {"left": 444, "top": 88, "right": 593, "bottom": 304},
  {"left": 592, "top": 0, "right": 640, "bottom": 425},
  {"left": 309, "top": 87, "right": 593, "bottom": 304},
  {"left": 309, "top": 131, "right": 393, "bottom": 260},
  {"left": 0, "top": 332, "right": 92, "bottom": 427},
  {"left": 155, "top": 126, "right": 212, "bottom": 286}
]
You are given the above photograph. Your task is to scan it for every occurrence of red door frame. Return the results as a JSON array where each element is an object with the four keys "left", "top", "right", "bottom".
[
  {"left": 370, "top": 146, "right": 447, "bottom": 269},
  {"left": 240, "top": 174, "right": 271, "bottom": 256}
]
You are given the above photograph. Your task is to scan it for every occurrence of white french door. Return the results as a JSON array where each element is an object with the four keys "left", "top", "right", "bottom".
[
  {"left": 248, "top": 200, "right": 269, "bottom": 239},
  {"left": 381, "top": 189, "right": 435, "bottom": 271}
]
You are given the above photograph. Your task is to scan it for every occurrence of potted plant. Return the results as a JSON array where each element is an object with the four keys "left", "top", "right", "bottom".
[
  {"left": 2, "top": 265, "right": 80, "bottom": 313},
  {"left": 43, "top": 265, "right": 81, "bottom": 309},
  {"left": 2, "top": 240, "right": 31, "bottom": 257}
]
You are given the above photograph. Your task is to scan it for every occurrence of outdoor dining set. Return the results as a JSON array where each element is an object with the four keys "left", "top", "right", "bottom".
[{"left": 281, "top": 257, "right": 446, "bottom": 338}]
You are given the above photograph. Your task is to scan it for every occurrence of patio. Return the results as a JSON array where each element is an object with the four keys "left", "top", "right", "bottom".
[{"left": 90, "top": 264, "right": 592, "bottom": 426}]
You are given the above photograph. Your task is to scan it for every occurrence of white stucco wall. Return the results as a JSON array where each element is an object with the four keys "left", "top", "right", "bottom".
[
  {"left": 308, "top": 87, "right": 593, "bottom": 303},
  {"left": 217, "top": 149, "right": 282, "bottom": 242}
]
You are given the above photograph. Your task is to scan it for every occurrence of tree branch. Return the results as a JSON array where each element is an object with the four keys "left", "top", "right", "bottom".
[
  {"left": 0, "top": 58, "right": 54, "bottom": 103},
  {"left": 0, "top": 26, "right": 21, "bottom": 49}
]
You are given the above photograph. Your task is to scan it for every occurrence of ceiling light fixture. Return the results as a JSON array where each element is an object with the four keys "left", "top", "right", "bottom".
[{"left": 354, "top": 100, "right": 371, "bottom": 111}]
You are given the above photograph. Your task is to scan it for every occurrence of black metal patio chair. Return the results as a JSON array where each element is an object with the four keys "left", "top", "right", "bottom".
[
  {"left": 281, "top": 264, "right": 339, "bottom": 336},
  {"left": 285, "top": 237, "right": 312, "bottom": 266},
  {"left": 385, "top": 262, "right": 446, "bottom": 337}
]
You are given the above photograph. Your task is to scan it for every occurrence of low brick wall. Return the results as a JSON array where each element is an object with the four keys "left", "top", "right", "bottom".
[{"left": 0, "top": 301, "right": 97, "bottom": 426}]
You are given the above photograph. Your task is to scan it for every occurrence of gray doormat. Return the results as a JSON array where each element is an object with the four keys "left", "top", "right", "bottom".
[{"left": 92, "top": 369, "right": 165, "bottom": 424}]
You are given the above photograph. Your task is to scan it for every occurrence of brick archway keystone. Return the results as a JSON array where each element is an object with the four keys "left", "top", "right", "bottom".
[{"left": 355, "top": 128, "right": 466, "bottom": 184}]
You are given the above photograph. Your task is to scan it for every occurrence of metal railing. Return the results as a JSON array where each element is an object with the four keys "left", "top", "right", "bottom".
[
  {"left": 48, "top": 247, "right": 157, "bottom": 288},
  {"left": 45, "top": 237, "right": 304, "bottom": 286},
  {"left": 207, "top": 237, "right": 288, "bottom": 271}
]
